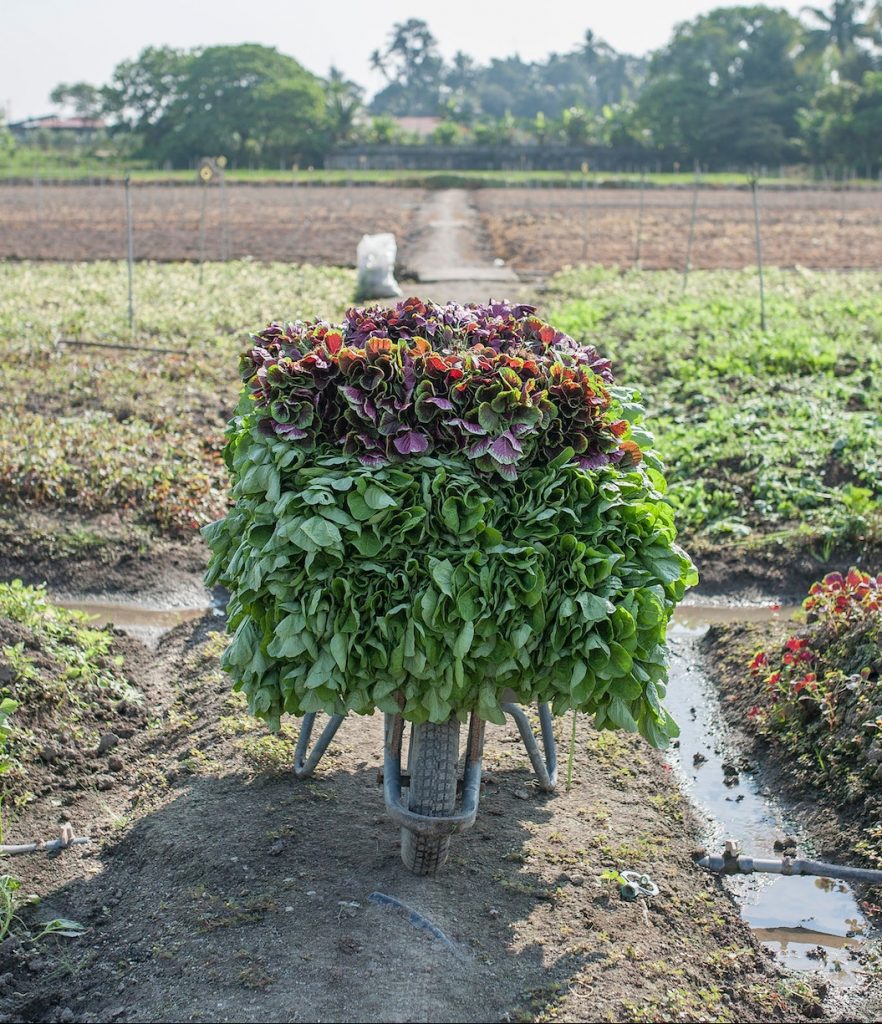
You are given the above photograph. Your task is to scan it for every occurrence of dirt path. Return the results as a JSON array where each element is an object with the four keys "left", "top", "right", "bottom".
[
  {"left": 0, "top": 611, "right": 830, "bottom": 1024},
  {"left": 400, "top": 190, "right": 536, "bottom": 306}
]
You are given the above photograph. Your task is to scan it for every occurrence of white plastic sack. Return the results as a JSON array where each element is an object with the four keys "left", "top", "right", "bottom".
[{"left": 355, "top": 232, "right": 402, "bottom": 301}]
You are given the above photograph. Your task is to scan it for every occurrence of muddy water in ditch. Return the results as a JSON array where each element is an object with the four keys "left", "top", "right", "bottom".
[
  {"left": 57, "top": 598, "right": 220, "bottom": 646},
  {"left": 54, "top": 593, "right": 874, "bottom": 981},
  {"left": 669, "top": 603, "right": 871, "bottom": 982}
]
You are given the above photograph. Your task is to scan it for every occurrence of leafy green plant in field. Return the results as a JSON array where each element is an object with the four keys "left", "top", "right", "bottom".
[
  {"left": 0, "top": 580, "right": 126, "bottom": 696},
  {"left": 0, "top": 639, "right": 20, "bottom": 942},
  {"left": 206, "top": 299, "right": 696, "bottom": 745},
  {"left": 0, "top": 875, "right": 22, "bottom": 942},
  {"left": 0, "top": 874, "right": 84, "bottom": 944},
  {"left": 547, "top": 268, "right": 882, "bottom": 552},
  {"left": 0, "top": 695, "right": 17, "bottom": 841},
  {"left": 0, "top": 698, "right": 14, "bottom": 773}
]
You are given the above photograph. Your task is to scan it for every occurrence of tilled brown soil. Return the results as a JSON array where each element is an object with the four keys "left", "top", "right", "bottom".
[
  {"left": 0, "top": 511, "right": 210, "bottom": 606},
  {"left": 684, "top": 535, "right": 882, "bottom": 604},
  {"left": 5, "top": 184, "right": 882, "bottom": 274},
  {"left": 0, "top": 185, "right": 426, "bottom": 265},
  {"left": 1, "top": 612, "right": 827, "bottom": 1024},
  {"left": 475, "top": 186, "right": 882, "bottom": 273}
]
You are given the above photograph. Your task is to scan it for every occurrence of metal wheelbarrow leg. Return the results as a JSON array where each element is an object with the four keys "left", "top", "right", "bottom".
[
  {"left": 293, "top": 712, "right": 346, "bottom": 779},
  {"left": 501, "top": 701, "right": 558, "bottom": 791}
]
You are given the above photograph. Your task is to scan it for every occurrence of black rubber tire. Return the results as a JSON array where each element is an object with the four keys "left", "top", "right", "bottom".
[{"left": 400, "top": 718, "right": 461, "bottom": 875}]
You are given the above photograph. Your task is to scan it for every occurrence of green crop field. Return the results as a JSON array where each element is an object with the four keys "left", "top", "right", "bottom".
[
  {"left": 2, "top": 261, "right": 878, "bottom": 570},
  {"left": 547, "top": 267, "right": 882, "bottom": 564},
  {"left": 0, "top": 262, "right": 354, "bottom": 533}
]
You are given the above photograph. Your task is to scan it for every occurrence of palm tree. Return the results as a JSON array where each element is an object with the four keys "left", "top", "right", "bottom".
[
  {"left": 802, "top": 0, "right": 877, "bottom": 80},
  {"left": 325, "top": 68, "right": 363, "bottom": 144},
  {"left": 802, "top": 0, "right": 872, "bottom": 52}
]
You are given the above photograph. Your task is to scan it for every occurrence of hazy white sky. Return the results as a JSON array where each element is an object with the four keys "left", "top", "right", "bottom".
[{"left": 3, "top": 0, "right": 808, "bottom": 121}]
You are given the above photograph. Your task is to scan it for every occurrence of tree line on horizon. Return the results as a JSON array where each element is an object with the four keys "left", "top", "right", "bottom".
[{"left": 9, "top": 1, "right": 882, "bottom": 171}]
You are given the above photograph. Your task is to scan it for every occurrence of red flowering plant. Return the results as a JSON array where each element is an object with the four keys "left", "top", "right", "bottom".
[
  {"left": 746, "top": 569, "right": 882, "bottom": 788},
  {"left": 804, "top": 568, "right": 882, "bottom": 622}
]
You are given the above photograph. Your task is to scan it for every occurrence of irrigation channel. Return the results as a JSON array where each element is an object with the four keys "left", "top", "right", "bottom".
[
  {"left": 669, "top": 603, "right": 872, "bottom": 984},
  {"left": 55, "top": 592, "right": 876, "bottom": 986}
]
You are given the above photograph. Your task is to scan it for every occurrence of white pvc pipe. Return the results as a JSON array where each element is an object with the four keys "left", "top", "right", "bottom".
[{"left": 697, "top": 852, "right": 882, "bottom": 884}]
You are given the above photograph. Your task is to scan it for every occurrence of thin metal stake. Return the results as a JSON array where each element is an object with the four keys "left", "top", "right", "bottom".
[
  {"left": 220, "top": 174, "right": 229, "bottom": 260},
  {"left": 581, "top": 170, "right": 589, "bottom": 260},
  {"left": 566, "top": 710, "right": 577, "bottom": 791},
  {"left": 751, "top": 177, "right": 767, "bottom": 332},
  {"left": 124, "top": 172, "right": 135, "bottom": 337},
  {"left": 838, "top": 167, "right": 848, "bottom": 228},
  {"left": 682, "top": 166, "right": 700, "bottom": 294},
  {"left": 33, "top": 170, "right": 43, "bottom": 217},
  {"left": 293, "top": 169, "right": 302, "bottom": 252},
  {"left": 634, "top": 170, "right": 646, "bottom": 267},
  {"left": 198, "top": 181, "right": 207, "bottom": 283}
]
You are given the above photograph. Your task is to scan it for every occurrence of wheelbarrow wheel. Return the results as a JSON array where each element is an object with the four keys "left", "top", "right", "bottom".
[{"left": 400, "top": 717, "right": 461, "bottom": 875}]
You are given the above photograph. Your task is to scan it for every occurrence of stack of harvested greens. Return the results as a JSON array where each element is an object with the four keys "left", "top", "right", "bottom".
[{"left": 205, "top": 298, "right": 696, "bottom": 746}]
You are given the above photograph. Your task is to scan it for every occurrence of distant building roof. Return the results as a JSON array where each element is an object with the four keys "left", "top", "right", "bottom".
[
  {"left": 9, "top": 115, "right": 106, "bottom": 131},
  {"left": 393, "top": 116, "right": 441, "bottom": 139}
]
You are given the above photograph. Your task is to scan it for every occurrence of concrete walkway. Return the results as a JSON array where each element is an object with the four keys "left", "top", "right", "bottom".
[{"left": 401, "top": 189, "right": 535, "bottom": 305}]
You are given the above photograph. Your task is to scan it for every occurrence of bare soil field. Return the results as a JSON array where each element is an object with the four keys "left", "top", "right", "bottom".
[
  {"left": 474, "top": 186, "right": 882, "bottom": 272},
  {"left": 0, "top": 185, "right": 426, "bottom": 265},
  {"left": 4, "top": 184, "right": 882, "bottom": 273}
]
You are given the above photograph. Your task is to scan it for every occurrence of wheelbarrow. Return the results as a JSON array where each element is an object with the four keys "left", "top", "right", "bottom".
[{"left": 293, "top": 698, "right": 558, "bottom": 875}]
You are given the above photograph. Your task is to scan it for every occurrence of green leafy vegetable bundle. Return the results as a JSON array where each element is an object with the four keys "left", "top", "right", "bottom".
[{"left": 205, "top": 299, "right": 696, "bottom": 747}]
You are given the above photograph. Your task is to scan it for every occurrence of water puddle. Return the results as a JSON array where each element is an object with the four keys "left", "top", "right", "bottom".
[
  {"left": 55, "top": 597, "right": 216, "bottom": 645},
  {"left": 668, "top": 603, "right": 872, "bottom": 982},
  {"left": 675, "top": 602, "right": 800, "bottom": 628}
]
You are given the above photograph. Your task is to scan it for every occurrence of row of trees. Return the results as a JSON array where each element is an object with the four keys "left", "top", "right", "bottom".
[
  {"left": 31, "top": 2, "right": 882, "bottom": 169},
  {"left": 48, "top": 45, "right": 341, "bottom": 166},
  {"left": 368, "top": 22, "right": 644, "bottom": 122},
  {"left": 366, "top": 4, "right": 882, "bottom": 167},
  {"left": 638, "top": 3, "right": 882, "bottom": 166}
]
